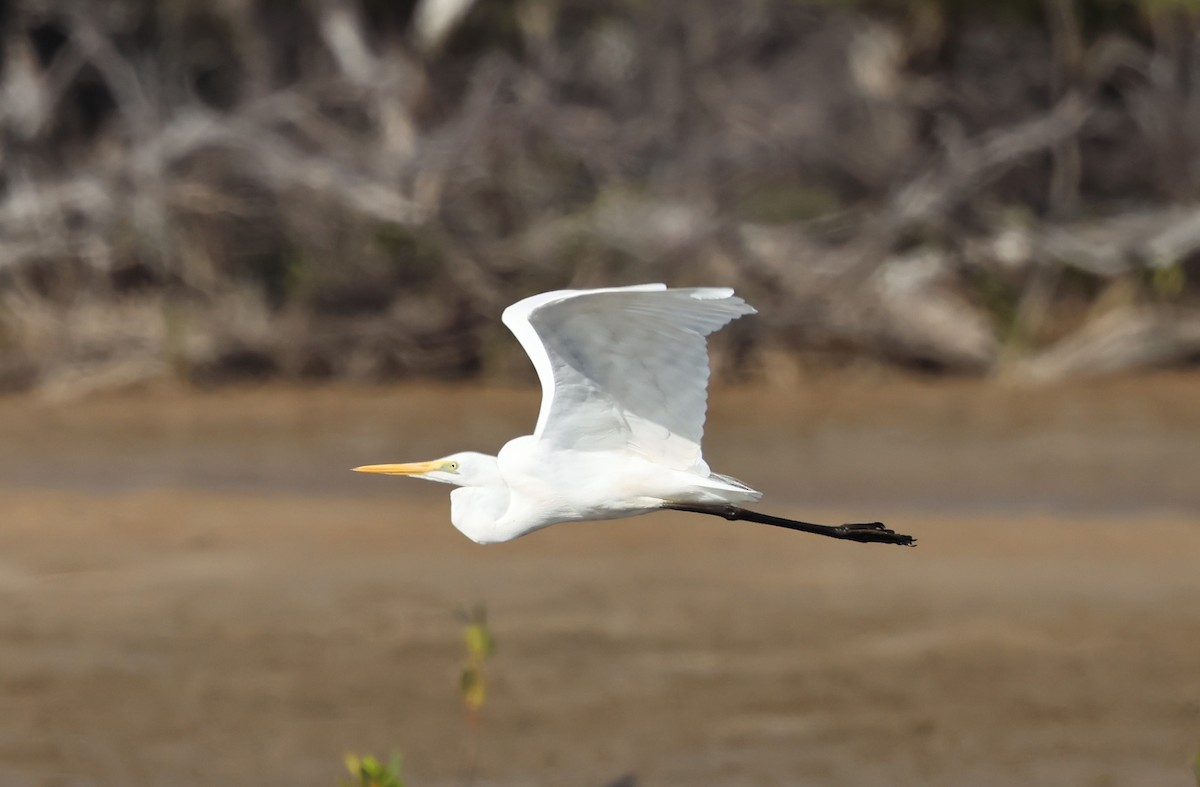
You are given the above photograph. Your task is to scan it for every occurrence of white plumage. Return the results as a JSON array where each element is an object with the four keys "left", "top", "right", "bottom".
[
  {"left": 354, "top": 284, "right": 916, "bottom": 547},
  {"left": 355, "top": 284, "right": 759, "bottom": 543}
]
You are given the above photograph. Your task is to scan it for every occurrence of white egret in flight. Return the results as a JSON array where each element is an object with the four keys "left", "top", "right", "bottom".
[{"left": 354, "top": 284, "right": 915, "bottom": 547}]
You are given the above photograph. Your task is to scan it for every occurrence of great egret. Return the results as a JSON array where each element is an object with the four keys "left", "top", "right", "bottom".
[{"left": 354, "top": 284, "right": 915, "bottom": 547}]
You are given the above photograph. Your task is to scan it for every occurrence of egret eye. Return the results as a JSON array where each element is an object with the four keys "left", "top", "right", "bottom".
[{"left": 447, "top": 461, "right": 460, "bottom": 472}]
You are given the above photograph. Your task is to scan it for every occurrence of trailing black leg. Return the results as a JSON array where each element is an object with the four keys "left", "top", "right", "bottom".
[{"left": 663, "top": 503, "right": 916, "bottom": 546}]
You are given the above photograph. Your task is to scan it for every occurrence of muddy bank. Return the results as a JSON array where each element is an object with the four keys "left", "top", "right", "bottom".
[{"left": 0, "top": 377, "right": 1198, "bottom": 785}]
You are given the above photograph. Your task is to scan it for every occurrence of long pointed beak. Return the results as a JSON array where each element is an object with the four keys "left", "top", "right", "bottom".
[{"left": 352, "top": 461, "right": 442, "bottom": 476}]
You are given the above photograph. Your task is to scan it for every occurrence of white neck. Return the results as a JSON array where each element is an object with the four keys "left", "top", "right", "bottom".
[{"left": 450, "top": 486, "right": 511, "bottom": 544}]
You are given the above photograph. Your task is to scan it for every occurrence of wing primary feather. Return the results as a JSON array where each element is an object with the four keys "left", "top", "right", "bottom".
[{"left": 502, "top": 285, "right": 755, "bottom": 470}]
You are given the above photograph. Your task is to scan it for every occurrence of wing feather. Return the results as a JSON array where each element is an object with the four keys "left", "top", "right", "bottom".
[{"left": 501, "top": 284, "right": 755, "bottom": 470}]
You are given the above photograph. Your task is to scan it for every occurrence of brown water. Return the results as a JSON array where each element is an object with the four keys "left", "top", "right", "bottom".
[{"left": 0, "top": 376, "right": 1198, "bottom": 786}]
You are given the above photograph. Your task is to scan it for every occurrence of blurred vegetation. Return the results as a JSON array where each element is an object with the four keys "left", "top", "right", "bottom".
[
  {"left": 459, "top": 604, "right": 496, "bottom": 718},
  {"left": 459, "top": 604, "right": 495, "bottom": 783},
  {"left": 1, "top": 0, "right": 1200, "bottom": 396},
  {"left": 337, "top": 606, "right": 496, "bottom": 786},
  {"left": 342, "top": 753, "right": 406, "bottom": 787}
]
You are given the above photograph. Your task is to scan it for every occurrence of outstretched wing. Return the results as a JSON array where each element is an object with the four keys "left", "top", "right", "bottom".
[{"left": 502, "top": 284, "right": 755, "bottom": 471}]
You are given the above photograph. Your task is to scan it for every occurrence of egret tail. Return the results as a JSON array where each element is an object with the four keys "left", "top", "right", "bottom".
[{"left": 663, "top": 503, "right": 916, "bottom": 546}]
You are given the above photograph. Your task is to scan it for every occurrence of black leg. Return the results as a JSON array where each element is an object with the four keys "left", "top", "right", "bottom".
[{"left": 663, "top": 503, "right": 916, "bottom": 546}]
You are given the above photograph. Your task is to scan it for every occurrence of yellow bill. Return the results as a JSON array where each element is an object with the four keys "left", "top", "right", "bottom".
[{"left": 352, "top": 461, "right": 443, "bottom": 476}]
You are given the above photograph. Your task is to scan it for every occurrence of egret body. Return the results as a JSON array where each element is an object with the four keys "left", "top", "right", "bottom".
[{"left": 355, "top": 285, "right": 914, "bottom": 547}]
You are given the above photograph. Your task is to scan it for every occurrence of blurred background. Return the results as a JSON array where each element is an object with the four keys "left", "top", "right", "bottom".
[
  {"left": 1, "top": 1, "right": 1199, "bottom": 785},
  {"left": 3, "top": 0, "right": 1200, "bottom": 391}
]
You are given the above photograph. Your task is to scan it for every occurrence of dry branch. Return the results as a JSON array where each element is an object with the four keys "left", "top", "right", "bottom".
[
  {"left": 1018, "top": 306, "right": 1200, "bottom": 382},
  {"left": 884, "top": 94, "right": 1093, "bottom": 236}
]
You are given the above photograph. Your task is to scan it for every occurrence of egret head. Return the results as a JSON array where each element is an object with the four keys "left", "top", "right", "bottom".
[{"left": 353, "top": 451, "right": 498, "bottom": 487}]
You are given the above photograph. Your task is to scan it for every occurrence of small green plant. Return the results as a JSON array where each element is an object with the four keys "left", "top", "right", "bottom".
[
  {"left": 458, "top": 604, "right": 496, "bottom": 784},
  {"left": 459, "top": 604, "right": 497, "bottom": 718},
  {"left": 342, "top": 752, "right": 405, "bottom": 787},
  {"left": 337, "top": 607, "right": 497, "bottom": 787}
]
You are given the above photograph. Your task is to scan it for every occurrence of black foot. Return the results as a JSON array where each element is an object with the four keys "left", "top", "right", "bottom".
[{"left": 832, "top": 521, "right": 916, "bottom": 546}]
